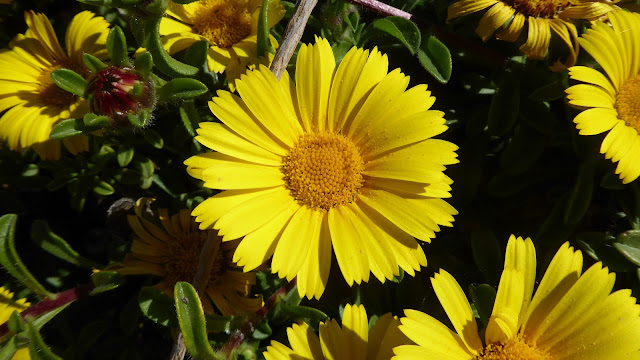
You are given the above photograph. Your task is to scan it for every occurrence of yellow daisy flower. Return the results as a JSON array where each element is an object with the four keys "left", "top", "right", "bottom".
[
  {"left": 0, "top": 11, "right": 109, "bottom": 160},
  {"left": 185, "top": 37, "right": 459, "bottom": 299},
  {"left": 160, "top": 0, "right": 285, "bottom": 91},
  {"left": 394, "top": 235, "right": 640, "bottom": 359},
  {"left": 116, "top": 206, "right": 263, "bottom": 315},
  {"left": 566, "top": 9, "right": 640, "bottom": 183},
  {"left": 447, "top": 0, "right": 616, "bottom": 69},
  {"left": 264, "top": 304, "right": 409, "bottom": 360},
  {"left": 0, "top": 287, "right": 30, "bottom": 359}
]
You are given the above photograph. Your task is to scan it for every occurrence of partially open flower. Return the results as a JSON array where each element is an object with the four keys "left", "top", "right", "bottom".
[{"left": 86, "top": 66, "right": 155, "bottom": 127}]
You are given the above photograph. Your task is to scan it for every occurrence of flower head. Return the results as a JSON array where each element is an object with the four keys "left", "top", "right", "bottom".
[
  {"left": 566, "top": 9, "right": 640, "bottom": 183},
  {"left": 185, "top": 37, "right": 458, "bottom": 299},
  {"left": 160, "top": 0, "right": 285, "bottom": 90},
  {"left": 116, "top": 204, "right": 263, "bottom": 315},
  {"left": 447, "top": 0, "right": 616, "bottom": 69},
  {"left": 0, "top": 287, "right": 30, "bottom": 359},
  {"left": 395, "top": 235, "right": 640, "bottom": 359},
  {"left": 0, "top": 11, "right": 109, "bottom": 160},
  {"left": 86, "top": 66, "right": 155, "bottom": 127},
  {"left": 264, "top": 304, "right": 409, "bottom": 360}
]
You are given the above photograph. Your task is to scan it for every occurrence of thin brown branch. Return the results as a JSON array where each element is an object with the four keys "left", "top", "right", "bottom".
[
  {"left": 270, "top": 0, "right": 319, "bottom": 79},
  {"left": 169, "top": 231, "right": 219, "bottom": 360}
]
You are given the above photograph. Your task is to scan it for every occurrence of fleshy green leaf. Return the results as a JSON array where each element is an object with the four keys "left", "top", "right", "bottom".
[
  {"left": 49, "top": 119, "right": 85, "bottom": 140},
  {"left": 30, "top": 304, "right": 70, "bottom": 330},
  {"left": 205, "top": 314, "right": 246, "bottom": 333},
  {"left": 417, "top": 35, "right": 452, "bottom": 83},
  {"left": 184, "top": 41, "right": 209, "bottom": 70},
  {"left": 256, "top": 0, "right": 274, "bottom": 57},
  {"left": 144, "top": 0, "right": 169, "bottom": 14},
  {"left": 157, "top": 78, "right": 208, "bottom": 101},
  {"left": 469, "top": 284, "right": 496, "bottom": 328},
  {"left": 83, "top": 113, "right": 111, "bottom": 128},
  {"left": 171, "top": 0, "right": 200, "bottom": 3},
  {"left": 93, "top": 181, "right": 115, "bottom": 196},
  {"left": 278, "top": 303, "right": 329, "bottom": 323},
  {"left": 488, "top": 71, "right": 520, "bottom": 136},
  {"left": 25, "top": 320, "right": 63, "bottom": 360},
  {"left": 614, "top": 230, "right": 640, "bottom": 266},
  {"left": 144, "top": 17, "right": 198, "bottom": 77},
  {"left": 471, "top": 228, "right": 502, "bottom": 284},
  {"left": 174, "top": 282, "right": 218, "bottom": 360},
  {"left": 143, "top": 130, "right": 164, "bottom": 149},
  {"left": 371, "top": 16, "right": 421, "bottom": 55},
  {"left": 577, "top": 232, "right": 636, "bottom": 272},
  {"left": 564, "top": 154, "right": 595, "bottom": 225},
  {"left": 133, "top": 51, "right": 153, "bottom": 79},
  {"left": 0, "top": 214, "right": 51, "bottom": 297},
  {"left": 107, "top": 26, "right": 129, "bottom": 67},
  {"left": 90, "top": 271, "right": 125, "bottom": 295},
  {"left": 0, "top": 336, "right": 20, "bottom": 359},
  {"left": 179, "top": 101, "right": 201, "bottom": 137},
  {"left": 251, "top": 320, "right": 272, "bottom": 340},
  {"left": 128, "top": 109, "right": 151, "bottom": 128},
  {"left": 83, "top": 53, "right": 107, "bottom": 73},
  {"left": 499, "top": 123, "right": 545, "bottom": 174},
  {"left": 50, "top": 69, "right": 87, "bottom": 97},
  {"left": 116, "top": 146, "right": 135, "bottom": 167},
  {"left": 30, "top": 220, "right": 99, "bottom": 269},
  {"left": 138, "top": 286, "right": 178, "bottom": 327}
]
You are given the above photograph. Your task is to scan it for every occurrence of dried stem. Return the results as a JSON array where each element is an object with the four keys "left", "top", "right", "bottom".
[
  {"left": 169, "top": 231, "right": 218, "bottom": 360},
  {"left": 270, "top": 0, "right": 318, "bottom": 79},
  {"left": 345, "top": 0, "right": 413, "bottom": 21}
]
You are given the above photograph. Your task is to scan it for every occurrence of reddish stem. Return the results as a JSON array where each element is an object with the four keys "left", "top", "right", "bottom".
[
  {"left": 0, "top": 284, "right": 93, "bottom": 338},
  {"left": 219, "top": 279, "right": 298, "bottom": 356}
]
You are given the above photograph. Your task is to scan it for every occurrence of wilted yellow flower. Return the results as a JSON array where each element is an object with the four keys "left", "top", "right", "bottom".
[
  {"left": 395, "top": 235, "right": 640, "bottom": 359},
  {"left": 185, "top": 37, "right": 458, "bottom": 299},
  {"left": 566, "top": 9, "right": 640, "bottom": 183},
  {"left": 0, "top": 11, "right": 109, "bottom": 159}
]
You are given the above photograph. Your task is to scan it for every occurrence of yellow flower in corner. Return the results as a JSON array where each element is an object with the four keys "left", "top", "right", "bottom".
[
  {"left": 0, "top": 287, "right": 30, "bottom": 359},
  {"left": 264, "top": 304, "right": 409, "bottom": 359},
  {"left": 117, "top": 205, "right": 263, "bottom": 315},
  {"left": 0, "top": 11, "right": 109, "bottom": 160},
  {"left": 394, "top": 235, "right": 640, "bottom": 360},
  {"left": 160, "top": 0, "right": 285, "bottom": 91},
  {"left": 185, "top": 37, "right": 458, "bottom": 299},
  {"left": 447, "top": 0, "right": 616, "bottom": 69},
  {"left": 566, "top": 9, "right": 640, "bottom": 183}
]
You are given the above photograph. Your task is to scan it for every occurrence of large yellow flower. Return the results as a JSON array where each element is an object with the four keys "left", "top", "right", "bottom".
[
  {"left": 160, "top": 0, "right": 285, "bottom": 91},
  {"left": 394, "top": 235, "right": 640, "bottom": 359},
  {"left": 566, "top": 9, "right": 640, "bottom": 183},
  {"left": 264, "top": 304, "right": 409, "bottom": 360},
  {"left": 116, "top": 205, "right": 263, "bottom": 315},
  {"left": 185, "top": 37, "right": 458, "bottom": 299},
  {"left": 0, "top": 287, "right": 30, "bottom": 359},
  {"left": 0, "top": 11, "right": 109, "bottom": 160},
  {"left": 448, "top": 0, "right": 616, "bottom": 69}
]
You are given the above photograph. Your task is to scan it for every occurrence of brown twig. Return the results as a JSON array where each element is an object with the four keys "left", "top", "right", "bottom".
[
  {"left": 169, "top": 231, "right": 218, "bottom": 360},
  {"left": 270, "top": 0, "right": 319, "bottom": 79}
]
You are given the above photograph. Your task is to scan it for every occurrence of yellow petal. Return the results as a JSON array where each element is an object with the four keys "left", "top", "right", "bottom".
[
  {"left": 368, "top": 314, "right": 409, "bottom": 360},
  {"left": 566, "top": 83, "right": 615, "bottom": 109},
  {"left": 328, "top": 206, "right": 371, "bottom": 285},
  {"left": 341, "top": 304, "right": 369, "bottom": 360},
  {"left": 24, "top": 11, "right": 66, "bottom": 61},
  {"left": 614, "top": 134, "right": 640, "bottom": 184},
  {"left": 65, "top": 11, "right": 109, "bottom": 62},
  {"left": 287, "top": 323, "right": 324, "bottom": 358},
  {"left": 475, "top": 2, "right": 515, "bottom": 42},
  {"left": 319, "top": 319, "right": 347, "bottom": 360},
  {"left": 296, "top": 210, "right": 332, "bottom": 299},
  {"left": 197, "top": 153, "right": 284, "bottom": 189},
  {"left": 503, "top": 236, "right": 536, "bottom": 328},
  {"left": 485, "top": 269, "right": 525, "bottom": 343},
  {"left": 496, "top": 13, "right": 525, "bottom": 42},
  {"left": 572, "top": 107, "right": 621, "bottom": 136},
  {"left": 195, "top": 122, "right": 282, "bottom": 165},
  {"left": 447, "top": 0, "right": 499, "bottom": 23}
]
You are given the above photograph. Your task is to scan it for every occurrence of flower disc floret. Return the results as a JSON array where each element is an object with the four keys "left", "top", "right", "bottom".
[
  {"left": 503, "top": 0, "right": 569, "bottom": 18},
  {"left": 614, "top": 75, "right": 640, "bottom": 132},
  {"left": 191, "top": 1, "right": 252, "bottom": 48},
  {"left": 476, "top": 336, "right": 550, "bottom": 360},
  {"left": 282, "top": 133, "right": 365, "bottom": 210}
]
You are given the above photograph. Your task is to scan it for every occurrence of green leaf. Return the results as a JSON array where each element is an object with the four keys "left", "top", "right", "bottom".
[
  {"left": 564, "top": 154, "right": 596, "bottom": 225},
  {"left": 116, "top": 146, "right": 134, "bottom": 167},
  {"left": 204, "top": 314, "right": 246, "bottom": 333},
  {"left": 144, "top": 17, "right": 198, "bottom": 77},
  {"left": 184, "top": 41, "right": 209, "bottom": 70},
  {"left": 529, "top": 79, "right": 566, "bottom": 102},
  {"left": 499, "top": 123, "right": 545, "bottom": 174},
  {"left": 93, "top": 181, "right": 115, "bottom": 196},
  {"left": 30, "top": 220, "right": 99, "bottom": 269},
  {"left": 0, "top": 336, "right": 20, "bottom": 359},
  {"left": 133, "top": 51, "right": 153, "bottom": 79},
  {"left": 469, "top": 284, "right": 496, "bottom": 329},
  {"left": 107, "top": 26, "right": 129, "bottom": 67},
  {"left": 470, "top": 228, "right": 503, "bottom": 284},
  {"left": 614, "top": 230, "right": 640, "bottom": 266},
  {"left": 49, "top": 119, "right": 85, "bottom": 140},
  {"left": 0, "top": 214, "right": 51, "bottom": 297},
  {"left": 171, "top": 0, "right": 199, "bottom": 3},
  {"left": 577, "top": 232, "right": 636, "bottom": 272},
  {"left": 179, "top": 101, "right": 201, "bottom": 137},
  {"left": 174, "top": 282, "right": 218, "bottom": 360},
  {"left": 138, "top": 286, "right": 178, "bottom": 327},
  {"left": 278, "top": 303, "right": 329, "bottom": 322},
  {"left": 30, "top": 304, "right": 70, "bottom": 330},
  {"left": 157, "top": 78, "right": 208, "bottom": 101},
  {"left": 143, "top": 130, "right": 164, "bottom": 149},
  {"left": 90, "top": 271, "right": 125, "bottom": 295},
  {"left": 9, "top": 311, "right": 25, "bottom": 333},
  {"left": 25, "top": 320, "right": 62, "bottom": 360},
  {"left": 136, "top": 157, "right": 155, "bottom": 178},
  {"left": 487, "top": 71, "right": 520, "bottom": 136},
  {"left": 83, "top": 113, "right": 111, "bottom": 128},
  {"left": 50, "top": 69, "right": 87, "bottom": 97},
  {"left": 127, "top": 109, "right": 151, "bottom": 128},
  {"left": 144, "top": 0, "right": 169, "bottom": 14},
  {"left": 371, "top": 17, "right": 421, "bottom": 55},
  {"left": 417, "top": 35, "right": 452, "bottom": 84},
  {"left": 256, "top": 0, "right": 274, "bottom": 57},
  {"left": 82, "top": 53, "right": 107, "bottom": 73},
  {"left": 251, "top": 320, "right": 272, "bottom": 340}
]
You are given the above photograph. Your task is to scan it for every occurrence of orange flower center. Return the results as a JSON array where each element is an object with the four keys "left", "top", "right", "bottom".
[
  {"left": 502, "top": 0, "right": 569, "bottom": 18},
  {"left": 37, "top": 61, "right": 83, "bottom": 107},
  {"left": 476, "top": 337, "right": 550, "bottom": 360},
  {"left": 191, "top": 0, "right": 253, "bottom": 49},
  {"left": 615, "top": 75, "right": 640, "bottom": 133},
  {"left": 282, "top": 133, "right": 365, "bottom": 210},
  {"left": 165, "top": 231, "right": 226, "bottom": 287}
]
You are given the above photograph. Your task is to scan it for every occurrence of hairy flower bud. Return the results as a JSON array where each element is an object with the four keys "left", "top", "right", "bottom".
[{"left": 87, "top": 66, "right": 155, "bottom": 127}]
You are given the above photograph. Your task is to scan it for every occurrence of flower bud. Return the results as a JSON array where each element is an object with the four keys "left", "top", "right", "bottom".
[{"left": 86, "top": 66, "right": 155, "bottom": 127}]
